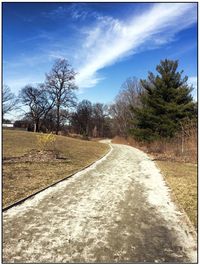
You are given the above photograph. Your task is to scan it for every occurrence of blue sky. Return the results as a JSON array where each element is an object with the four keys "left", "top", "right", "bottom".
[{"left": 3, "top": 2, "right": 197, "bottom": 119}]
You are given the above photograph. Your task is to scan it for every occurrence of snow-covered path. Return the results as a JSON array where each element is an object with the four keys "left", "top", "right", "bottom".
[{"left": 3, "top": 143, "right": 197, "bottom": 263}]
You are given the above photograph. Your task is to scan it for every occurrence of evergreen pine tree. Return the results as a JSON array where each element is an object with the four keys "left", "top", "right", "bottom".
[{"left": 131, "top": 59, "right": 195, "bottom": 142}]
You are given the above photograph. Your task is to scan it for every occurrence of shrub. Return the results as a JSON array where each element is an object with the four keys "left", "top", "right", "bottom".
[{"left": 37, "top": 133, "right": 56, "bottom": 151}]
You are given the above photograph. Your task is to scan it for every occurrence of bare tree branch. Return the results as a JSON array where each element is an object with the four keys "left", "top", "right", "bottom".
[
  {"left": 45, "top": 59, "right": 78, "bottom": 134},
  {"left": 3, "top": 85, "right": 18, "bottom": 118},
  {"left": 19, "top": 84, "right": 54, "bottom": 132}
]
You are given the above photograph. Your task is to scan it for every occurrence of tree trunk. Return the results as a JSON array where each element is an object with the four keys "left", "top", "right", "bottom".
[
  {"left": 56, "top": 104, "right": 60, "bottom": 135},
  {"left": 180, "top": 122, "right": 184, "bottom": 154},
  {"left": 33, "top": 120, "right": 39, "bottom": 133}
]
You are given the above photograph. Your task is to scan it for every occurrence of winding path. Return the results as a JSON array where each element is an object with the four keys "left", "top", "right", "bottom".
[{"left": 3, "top": 142, "right": 197, "bottom": 263}]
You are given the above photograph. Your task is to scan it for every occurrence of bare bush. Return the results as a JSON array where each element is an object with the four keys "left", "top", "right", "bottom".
[{"left": 112, "top": 120, "right": 197, "bottom": 163}]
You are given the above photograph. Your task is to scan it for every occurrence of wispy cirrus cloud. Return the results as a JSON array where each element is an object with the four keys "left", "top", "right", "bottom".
[
  {"left": 41, "top": 6, "right": 68, "bottom": 18},
  {"left": 18, "top": 32, "right": 52, "bottom": 43},
  {"left": 4, "top": 3, "right": 197, "bottom": 95},
  {"left": 74, "top": 3, "right": 197, "bottom": 90},
  {"left": 41, "top": 3, "right": 96, "bottom": 21}
]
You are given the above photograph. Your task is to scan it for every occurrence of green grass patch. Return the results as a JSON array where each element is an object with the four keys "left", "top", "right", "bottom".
[
  {"left": 3, "top": 129, "right": 109, "bottom": 208},
  {"left": 157, "top": 161, "right": 197, "bottom": 229}
]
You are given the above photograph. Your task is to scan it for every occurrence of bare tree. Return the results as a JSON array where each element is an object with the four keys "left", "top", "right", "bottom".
[
  {"left": 3, "top": 85, "right": 18, "bottom": 119},
  {"left": 45, "top": 59, "right": 77, "bottom": 134},
  {"left": 19, "top": 84, "right": 54, "bottom": 132},
  {"left": 76, "top": 100, "right": 93, "bottom": 137},
  {"left": 69, "top": 101, "right": 113, "bottom": 138},
  {"left": 110, "top": 77, "right": 143, "bottom": 137},
  {"left": 40, "top": 108, "right": 69, "bottom": 133},
  {"left": 92, "top": 103, "right": 108, "bottom": 137}
]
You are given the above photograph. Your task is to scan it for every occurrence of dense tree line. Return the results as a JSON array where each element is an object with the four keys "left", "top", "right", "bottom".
[
  {"left": 69, "top": 100, "right": 113, "bottom": 138},
  {"left": 3, "top": 58, "right": 196, "bottom": 142}
]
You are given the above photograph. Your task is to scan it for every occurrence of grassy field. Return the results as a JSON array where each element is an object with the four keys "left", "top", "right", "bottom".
[
  {"left": 3, "top": 129, "right": 109, "bottom": 208},
  {"left": 157, "top": 161, "right": 197, "bottom": 229}
]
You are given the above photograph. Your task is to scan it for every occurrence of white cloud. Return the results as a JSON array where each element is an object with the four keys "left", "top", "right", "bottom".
[
  {"left": 75, "top": 3, "right": 197, "bottom": 89},
  {"left": 4, "top": 3, "right": 197, "bottom": 95},
  {"left": 41, "top": 4, "right": 92, "bottom": 21},
  {"left": 4, "top": 77, "right": 43, "bottom": 95}
]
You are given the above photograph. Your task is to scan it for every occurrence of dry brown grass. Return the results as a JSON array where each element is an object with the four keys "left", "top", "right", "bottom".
[
  {"left": 112, "top": 136, "right": 148, "bottom": 152},
  {"left": 112, "top": 128, "right": 197, "bottom": 163},
  {"left": 157, "top": 161, "right": 197, "bottom": 229},
  {"left": 145, "top": 128, "right": 197, "bottom": 163},
  {"left": 3, "top": 129, "right": 109, "bottom": 208}
]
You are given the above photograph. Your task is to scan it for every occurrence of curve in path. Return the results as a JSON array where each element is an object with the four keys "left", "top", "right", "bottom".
[{"left": 3, "top": 142, "right": 197, "bottom": 263}]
